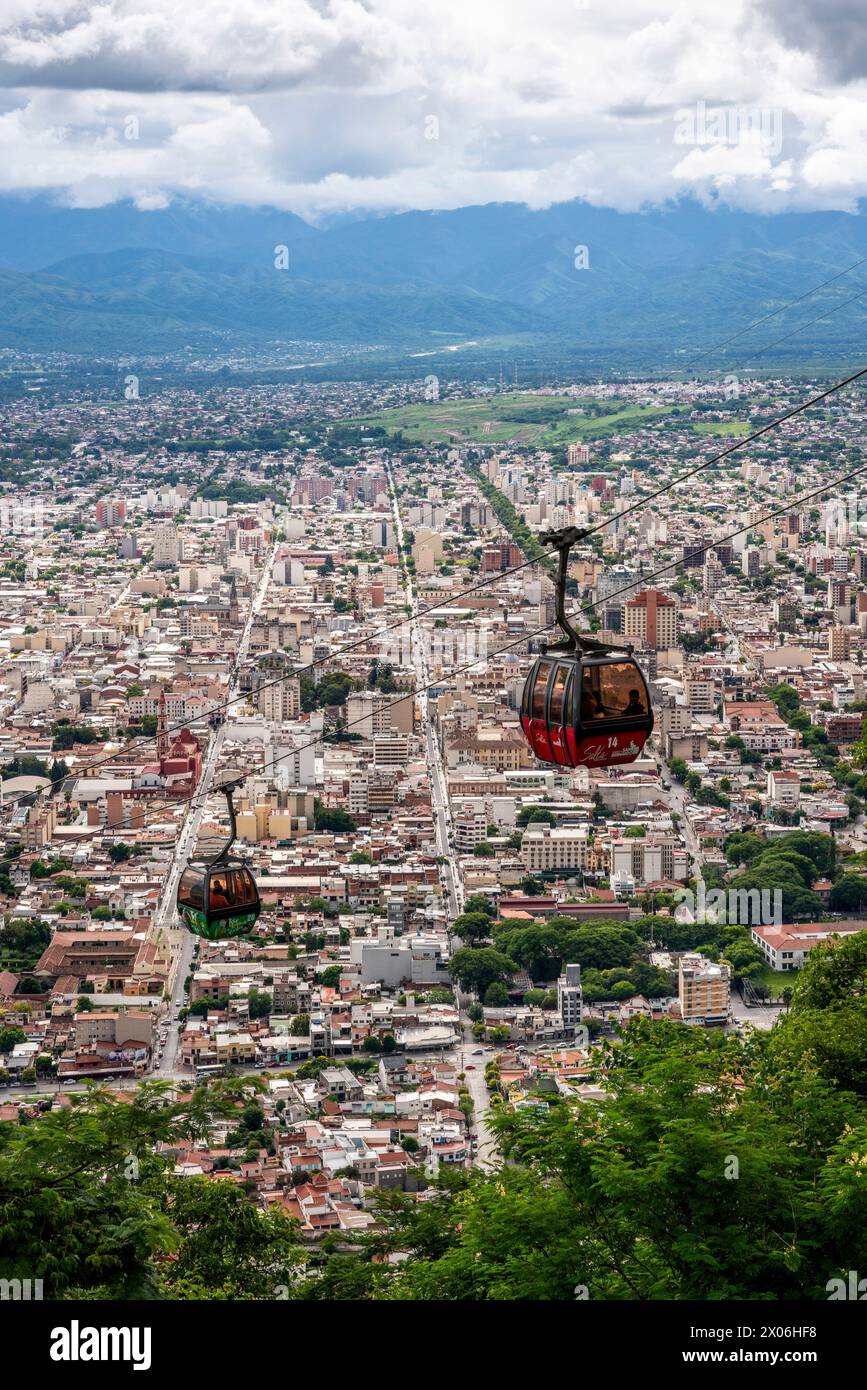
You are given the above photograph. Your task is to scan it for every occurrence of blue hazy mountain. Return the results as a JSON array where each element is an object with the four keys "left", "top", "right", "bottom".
[{"left": 1, "top": 195, "right": 866, "bottom": 361}]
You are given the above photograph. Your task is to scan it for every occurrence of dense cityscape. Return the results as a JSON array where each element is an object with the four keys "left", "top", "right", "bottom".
[{"left": 2, "top": 367, "right": 867, "bottom": 1308}]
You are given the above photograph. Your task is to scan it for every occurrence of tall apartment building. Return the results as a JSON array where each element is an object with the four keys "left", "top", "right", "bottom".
[
  {"left": 189, "top": 498, "right": 228, "bottom": 518},
  {"left": 741, "top": 547, "right": 763, "bottom": 578},
  {"left": 597, "top": 566, "right": 643, "bottom": 630},
  {"left": 773, "top": 596, "right": 799, "bottom": 631},
  {"left": 557, "top": 964, "right": 583, "bottom": 1036},
  {"left": 153, "top": 522, "right": 183, "bottom": 569},
  {"left": 828, "top": 625, "right": 851, "bottom": 660},
  {"left": 681, "top": 539, "right": 710, "bottom": 569},
  {"left": 678, "top": 953, "right": 731, "bottom": 1025},
  {"left": 19, "top": 801, "right": 56, "bottom": 850},
  {"left": 712, "top": 542, "right": 734, "bottom": 567},
  {"left": 828, "top": 578, "right": 852, "bottom": 609},
  {"left": 481, "top": 542, "right": 524, "bottom": 574},
  {"left": 347, "top": 472, "right": 387, "bottom": 503},
  {"left": 348, "top": 777, "right": 369, "bottom": 817},
  {"left": 366, "top": 769, "right": 398, "bottom": 812},
  {"left": 296, "top": 477, "right": 334, "bottom": 505},
  {"left": 369, "top": 519, "right": 394, "bottom": 549},
  {"left": 623, "top": 589, "right": 678, "bottom": 650},
  {"left": 684, "top": 675, "right": 715, "bottom": 713},
  {"left": 264, "top": 740, "right": 316, "bottom": 787},
  {"left": 258, "top": 678, "right": 301, "bottom": 723},
  {"left": 567, "top": 443, "right": 591, "bottom": 467},
  {"left": 346, "top": 689, "right": 413, "bottom": 737},
  {"left": 830, "top": 550, "right": 850, "bottom": 575},
  {"left": 703, "top": 556, "right": 724, "bottom": 597},
  {"left": 95, "top": 498, "right": 126, "bottom": 528}
]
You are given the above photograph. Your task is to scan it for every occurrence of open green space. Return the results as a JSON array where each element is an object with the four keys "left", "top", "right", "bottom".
[
  {"left": 348, "top": 392, "right": 679, "bottom": 447},
  {"left": 691, "top": 419, "right": 752, "bottom": 437},
  {"left": 746, "top": 966, "right": 794, "bottom": 1000}
]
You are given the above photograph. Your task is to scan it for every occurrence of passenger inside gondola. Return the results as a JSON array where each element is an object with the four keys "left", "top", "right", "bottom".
[
  {"left": 209, "top": 877, "right": 230, "bottom": 909},
  {"left": 624, "top": 687, "right": 645, "bottom": 716},
  {"left": 581, "top": 683, "right": 605, "bottom": 720}
]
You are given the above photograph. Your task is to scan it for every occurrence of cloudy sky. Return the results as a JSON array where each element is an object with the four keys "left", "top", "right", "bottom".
[{"left": 0, "top": 0, "right": 866, "bottom": 219}]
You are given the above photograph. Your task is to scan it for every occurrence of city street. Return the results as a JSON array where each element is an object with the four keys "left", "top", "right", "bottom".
[
  {"left": 457, "top": 1043, "right": 497, "bottom": 1170},
  {"left": 153, "top": 507, "right": 286, "bottom": 1078},
  {"left": 386, "top": 463, "right": 497, "bottom": 1164},
  {"left": 658, "top": 761, "right": 702, "bottom": 874},
  {"left": 730, "top": 991, "right": 785, "bottom": 1032},
  {"left": 386, "top": 459, "right": 464, "bottom": 921}
]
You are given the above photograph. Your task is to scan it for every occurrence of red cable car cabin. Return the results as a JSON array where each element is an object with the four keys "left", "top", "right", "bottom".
[
  {"left": 521, "top": 653, "right": 652, "bottom": 768},
  {"left": 519, "top": 525, "right": 653, "bottom": 770}
]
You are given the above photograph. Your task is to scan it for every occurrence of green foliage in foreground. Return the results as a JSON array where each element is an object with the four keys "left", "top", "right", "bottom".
[
  {"left": 0, "top": 1076, "right": 302, "bottom": 1300},
  {"left": 3, "top": 933, "right": 867, "bottom": 1300}
]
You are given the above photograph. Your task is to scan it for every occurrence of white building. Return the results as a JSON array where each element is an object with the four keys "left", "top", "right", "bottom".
[
  {"left": 454, "top": 809, "right": 487, "bottom": 852},
  {"left": 767, "top": 768, "right": 800, "bottom": 809},
  {"left": 153, "top": 523, "right": 183, "bottom": 569},
  {"left": 521, "top": 826, "right": 591, "bottom": 872},
  {"left": 750, "top": 921, "right": 864, "bottom": 971},
  {"left": 609, "top": 836, "right": 688, "bottom": 887},
  {"left": 557, "top": 963, "right": 583, "bottom": 1036},
  {"left": 353, "top": 934, "right": 449, "bottom": 987}
]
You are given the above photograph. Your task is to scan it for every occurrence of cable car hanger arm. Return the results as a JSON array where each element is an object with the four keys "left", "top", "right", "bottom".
[
  {"left": 209, "top": 777, "right": 243, "bottom": 867},
  {"left": 539, "top": 525, "right": 633, "bottom": 658}
]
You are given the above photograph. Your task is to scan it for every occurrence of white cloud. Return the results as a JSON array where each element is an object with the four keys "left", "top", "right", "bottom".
[{"left": 0, "top": 0, "right": 863, "bottom": 216}]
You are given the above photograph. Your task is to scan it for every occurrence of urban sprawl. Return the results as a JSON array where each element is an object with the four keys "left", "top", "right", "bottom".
[{"left": 3, "top": 371, "right": 867, "bottom": 1243}]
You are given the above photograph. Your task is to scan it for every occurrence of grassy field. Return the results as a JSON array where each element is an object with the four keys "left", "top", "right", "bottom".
[
  {"left": 349, "top": 392, "right": 678, "bottom": 448},
  {"left": 691, "top": 419, "right": 752, "bottom": 437},
  {"left": 747, "top": 966, "right": 794, "bottom": 1000}
]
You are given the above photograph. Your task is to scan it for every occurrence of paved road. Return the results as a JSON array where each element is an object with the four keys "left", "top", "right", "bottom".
[
  {"left": 2, "top": 1037, "right": 492, "bottom": 1102},
  {"left": 457, "top": 1041, "right": 498, "bottom": 1169},
  {"left": 730, "top": 991, "right": 785, "bottom": 1032},
  {"left": 385, "top": 460, "right": 463, "bottom": 921},
  {"left": 153, "top": 515, "right": 284, "bottom": 1077},
  {"left": 386, "top": 466, "right": 494, "bottom": 1163},
  {"left": 658, "top": 763, "right": 702, "bottom": 874}
]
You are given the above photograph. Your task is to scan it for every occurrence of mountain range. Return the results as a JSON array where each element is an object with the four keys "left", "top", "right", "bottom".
[{"left": 1, "top": 196, "right": 867, "bottom": 367}]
